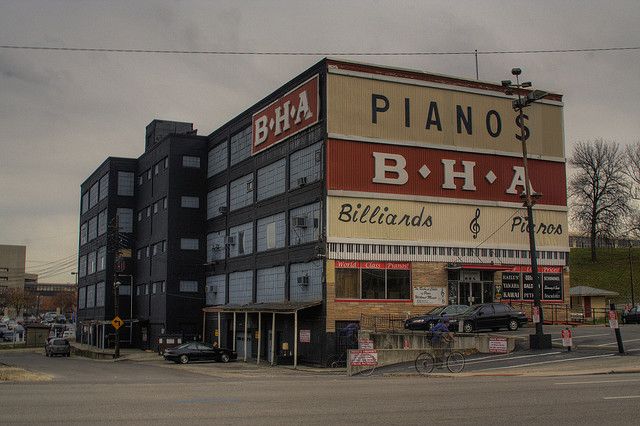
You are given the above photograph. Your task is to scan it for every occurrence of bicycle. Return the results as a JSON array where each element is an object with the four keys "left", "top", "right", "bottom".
[{"left": 414, "top": 333, "right": 465, "bottom": 374}]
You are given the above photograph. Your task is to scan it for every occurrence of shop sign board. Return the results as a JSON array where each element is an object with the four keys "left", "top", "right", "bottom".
[
  {"left": 532, "top": 306, "right": 541, "bottom": 324},
  {"left": 327, "top": 196, "right": 568, "bottom": 248},
  {"left": 489, "top": 337, "right": 508, "bottom": 354},
  {"left": 413, "top": 287, "right": 446, "bottom": 306},
  {"left": 358, "top": 338, "right": 374, "bottom": 349},
  {"left": 326, "top": 72, "right": 564, "bottom": 159},
  {"left": 326, "top": 139, "right": 567, "bottom": 207},
  {"left": 350, "top": 349, "right": 378, "bottom": 366},
  {"left": 299, "top": 329, "right": 311, "bottom": 343},
  {"left": 252, "top": 75, "right": 319, "bottom": 155}
]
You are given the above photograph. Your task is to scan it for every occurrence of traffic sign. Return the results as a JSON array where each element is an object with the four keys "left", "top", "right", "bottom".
[
  {"left": 111, "top": 316, "right": 124, "bottom": 330},
  {"left": 532, "top": 306, "right": 540, "bottom": 324}
]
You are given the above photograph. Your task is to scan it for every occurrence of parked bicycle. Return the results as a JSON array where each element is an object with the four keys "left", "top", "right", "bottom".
[{"left": 415, "top": 333, "right": 465, "bottom": 374}]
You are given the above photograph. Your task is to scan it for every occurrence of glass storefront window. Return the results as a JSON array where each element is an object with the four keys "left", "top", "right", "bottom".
[
  {"left": 387, "top": 270, "right": 410, "bottom": 299},
  {"left": 361, "top": 269, "right": 385, "bottom": 299},
  {"left": 335, "top": 268, "right": 359, "bottom": 298}
]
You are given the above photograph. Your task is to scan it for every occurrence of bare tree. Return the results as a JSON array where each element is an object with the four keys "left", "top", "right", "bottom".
[
  {"left": 569, "top": 139, "right": 631, "bottom": 261},
  {"left": 624, "top": 141, "right": 640, "bottom": 236}
]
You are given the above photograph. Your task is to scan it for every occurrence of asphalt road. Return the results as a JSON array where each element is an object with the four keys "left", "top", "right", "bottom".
[{"left": 2, "top": 351, "right": 640, "bottom": 425}]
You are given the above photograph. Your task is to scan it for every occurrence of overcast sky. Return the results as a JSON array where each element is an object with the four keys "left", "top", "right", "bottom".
[{"left": 1, "top": 0, "right": 639, "bottom": 282}]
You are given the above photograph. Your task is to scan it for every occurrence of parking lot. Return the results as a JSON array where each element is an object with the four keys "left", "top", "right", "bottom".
[{"left": 371, "top": 323, "right": 640, "bottom": 375}]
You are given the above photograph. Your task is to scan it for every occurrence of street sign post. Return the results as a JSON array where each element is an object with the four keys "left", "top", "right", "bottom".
[{"left": 111, "top": 316, "right": 124, "bottom": 330}]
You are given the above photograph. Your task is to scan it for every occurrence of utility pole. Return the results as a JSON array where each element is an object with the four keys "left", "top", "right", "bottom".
[
  {"left": 502, "top": 69, "right": 552, "bottom": 350},
  {"left": 629, "top": 244, "right": 636, "bottom": 306}
]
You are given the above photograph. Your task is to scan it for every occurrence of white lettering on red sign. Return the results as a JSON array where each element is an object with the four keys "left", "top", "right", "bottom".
[
  {"left": 335, "top": 260, "right": 410, "bottom": 270},
  {"left": 252, "top": 75, "right": 319, "bottom": 155}
]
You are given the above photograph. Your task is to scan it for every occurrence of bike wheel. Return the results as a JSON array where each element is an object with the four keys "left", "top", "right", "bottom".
[
  {"left": 446, "top": 352, "right": 465, "bottom": 373},
  {"left": 415, "top": 352, "right": 435, "bottom": 375},
  {"left": 359, "top": 364, "right": 377, "bottom": 376}
]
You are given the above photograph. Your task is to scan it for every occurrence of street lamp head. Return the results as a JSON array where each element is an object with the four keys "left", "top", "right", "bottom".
[
  {"left": 501, "top": 80, "right": 512, "bottom": 87},
  {"left": 511, "top": 67, "right": 522, "bottom": 76},
  {"left": 521, "top": 82, "right": 532, "bottom": 88},
  {"left": 115, "top": 281, "right": 121, "bottom": 288}
]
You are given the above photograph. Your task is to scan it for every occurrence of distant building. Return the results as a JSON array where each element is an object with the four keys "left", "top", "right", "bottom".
[{"left": 0, "top": 244, "right": 27, "bottom": 291}]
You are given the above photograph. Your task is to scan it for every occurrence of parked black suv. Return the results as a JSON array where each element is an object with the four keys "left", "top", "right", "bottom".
[{"left": 460, "top": 303, "right": 527, "bottom": 332}]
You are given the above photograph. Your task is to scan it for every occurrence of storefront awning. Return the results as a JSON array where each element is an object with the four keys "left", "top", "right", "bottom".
[{"left": 202, "top": 300, "right": 322, "bottom": 314}]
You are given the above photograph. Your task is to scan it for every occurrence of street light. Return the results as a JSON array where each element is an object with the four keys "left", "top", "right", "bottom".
[{"left": 502, "top": 68, "right": 552, "bottom": 350}]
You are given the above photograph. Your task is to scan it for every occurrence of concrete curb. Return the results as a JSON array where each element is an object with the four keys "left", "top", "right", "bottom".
[{"left": 382, "top": 367, "right": 640, "bottom": 379}]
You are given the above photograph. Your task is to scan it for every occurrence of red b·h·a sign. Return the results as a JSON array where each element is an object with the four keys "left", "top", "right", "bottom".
[{"left": 252, "top": 75, "right": 319, "bottom": 155}]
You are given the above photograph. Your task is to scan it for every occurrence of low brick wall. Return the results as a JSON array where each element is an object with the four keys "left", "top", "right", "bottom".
[{"left": 70, "top": 342, "right": 114, "bottom": 360}]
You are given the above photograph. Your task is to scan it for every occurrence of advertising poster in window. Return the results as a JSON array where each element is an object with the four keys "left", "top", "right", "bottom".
[
  {"left": 522, "top": 273, "right": 535, "bottom": 300},
  {"left": 413, "top": 286, "right": 446, "bottom": 305},
  {"left": 501, "top": 272, "right": 521, "bottom": 300},
  {"left": 542, "top": 274, "right": 563, "bottom": 300}
]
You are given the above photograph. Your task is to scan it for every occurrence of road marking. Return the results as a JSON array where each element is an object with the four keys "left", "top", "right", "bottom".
[
  {"left": 555, "top": 379, "right": 640, "bottom": 385},
  {"left": 603, "top": 395, "right": 640, "bottom": 400},
  {"left": 476, "top": 353, "right": 615, "bottom": 371},
  {"left": 596, "top": 338, "right": 640, "bottom": 347},
  {"left": 551, "top": 333, "right": 611, "bottom": 341}
]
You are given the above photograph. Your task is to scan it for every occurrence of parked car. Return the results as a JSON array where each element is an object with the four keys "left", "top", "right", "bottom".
[
  {"left": 45, "top": 338, "right": 71, "bottom": 357},
  {"left": 163, "top": 342, "right": 237, "bottom": 364},
  {"left": 404, "top": 305, "right": 469, "bottom": 330},
  {"left": 622, "top": 306, "right": 640, "bottom": 324},
  {"left": 459, "top": 303, "right": 528, "bottom": 332}
]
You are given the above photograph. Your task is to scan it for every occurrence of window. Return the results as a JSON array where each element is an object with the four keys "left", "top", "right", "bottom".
[
  {"left": 208, "top": 142, "right": 228, "bottom": 177},
  {"left": 86, "top": 284, "right": 95, "bottom": 308},
  {"left": 180, "top": 280, "right": 198, "bottom": 292},
  {"left": 153, "top": 202, "right": 158, "bottom": 214},
  {"left": 290, "top": 142, "right": 322, "bottom": 190},
  {"left": 154, "top": 163, "right": 160, "bottom": 175},
  {"left": 230, "top": 174, "right": 254, "bottom": 211},
  {"left": 257, "top": 213, "right": 285, "bottom": 252},
  {"left": 95, "top": 282, "right": 105, "bottom": 307},
  {"left": 79, "top": 287, "right": 86, "bottom": 309},
  {"left": 229, "top": 126, "right": 252, "bottom": 166},
  {"left": 138, "top": 211, "right": 143, "bottom": 222},
  {"left": 161, "top": 240, "right": 167, "bottom": 252},
  {"left": 207, "top": 185, "right": 227, "bottom": 219},
  {"left": 136, "top": 286, "right": 141, "bottom": 296},
  {"left": 78, "top": 255, "right": 87, "bottom": 278},
  {"left": 163, "top": 198, "right": 168, "bottom": 209},
  {"left": 152, "top": 282, "right": 157, "bottom": 294},
  {"left": 88, "top": 217, "right": 97, "bottom": 241},
  {"left": 206, "top": 275, "right": 225, "bottom": 305},
  {"left": 80, "top": 223, "right": 88, "bottom": 245},
  {"left": 335, "top": 262, "right": 411, "bottom": 300},
  {"left": 89, "top": 182, "right": 99, "bottom": 208},
  {"left": 146, "top": 206, "right": 151, "bottom": 217},
  {"left": 117, "top": 171, "right": 134, "bottom": 196},
  {"left": 181, "top": 196, "right": 200, "bottom": 209},
  {"left": 117, "top": 208, "right": 133, "bottom": 233},
  {"left": 228, "top": 222, "right": 253, "bottom": 257},
  {"left": 152, "top": 243, "right": 159, "bottom": 256},
  {"left": 147, "top": 169, "right": 152, "bottom": 180},
  {"left": 97, "top": 246, "right": 106, "bottom": 271},
  {"left": 87, "top": 251, "right": 97, "bottom": 275},
  {"left": 180, "top": 238, "right": 199, "bottom": 250},
  {"left": 161, "top": 281, "right": 166, "bottom": 293},
  {"left": 257, "top": 159, "right": 286, "bottom": 201},
  {"left": 119, "top": 285, "right": 131, "bottom": 296},
  {"left": 144, "top": 284, "right": 149, "bottom": 295},
  {"left": 138, "top": 175, "right": 144, "bottom": 186},
  {"left": 182, "top": 155, "right": 201, "bottom": 168},
  {"left": 97, "top": 209, "right": 107, "bottom": 235},
  {"left": 81, "top": 192, "right": 89, "bottom": 214},
  {"left": 164, "top": 157, "right": 169, "bottom": 169},
  {"left": 145, "top": 246, "right": 150, "bottom": 257},
  {"left": 289, "top": 202, "right": 321, "bottom": 246}
]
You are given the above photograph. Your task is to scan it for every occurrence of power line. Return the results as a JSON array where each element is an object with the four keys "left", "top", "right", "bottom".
[{"left": 1, "top": 44, "right": 639, "bottom": 56}]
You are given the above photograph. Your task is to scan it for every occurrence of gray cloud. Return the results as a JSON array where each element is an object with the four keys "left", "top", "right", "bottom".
[{"left": 1, "top": 0, "right": 639, "bottom": 280}]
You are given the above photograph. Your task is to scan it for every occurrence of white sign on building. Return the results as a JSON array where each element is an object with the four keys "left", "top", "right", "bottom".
[{"left": 413, "top": 287, "right": 446, "bottom": 305}]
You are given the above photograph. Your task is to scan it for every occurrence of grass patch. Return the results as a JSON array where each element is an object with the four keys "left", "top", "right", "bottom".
[
  {"left": 570, "top": 247, "right": 640, "bottom": 303},
  {"left": 0, "top": 365, "right": 51, "bottom": 382}
]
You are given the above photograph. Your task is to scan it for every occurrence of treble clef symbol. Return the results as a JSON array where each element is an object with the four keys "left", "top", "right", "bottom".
[{"left": 469, "top": 208, "right": 481, "bottom": 239}]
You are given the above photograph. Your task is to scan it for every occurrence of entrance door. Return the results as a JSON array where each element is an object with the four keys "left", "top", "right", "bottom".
[
  {"left": 459, "top": 284, "right": 471, "bottom": 305},
  {"left": 584, "top": 297, "right": 592, "bottom": 318}
]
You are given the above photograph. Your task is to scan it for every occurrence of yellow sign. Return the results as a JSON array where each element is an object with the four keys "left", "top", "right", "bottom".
[
  {"left": 111, "top": 316, "right": 124, "bottom": 330},
  {"left": 214, "top": 329, "right": 219, "bottom": 337},
  {"left": 255, "top": 331, "right": 261, "bottom": 339},
  {"left": 327, "top": 196, "right": 568, "bottom": 248},
  {"left": 327, "top": 73, "right": 564, "bottom": 159}
]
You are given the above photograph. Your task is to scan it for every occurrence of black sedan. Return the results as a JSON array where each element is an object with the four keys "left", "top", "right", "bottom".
[
  {"left": 163, "top": 342, "right": 237, "bottom": 364},
  {"left": 460, "top": 303, "right": 528, "bottom": 332},
  {"left": 404, "top": 305, "right": 469, "bottom": 330},
  {"left": 622, "top": 306, "right": 640, "bottom": 324}
]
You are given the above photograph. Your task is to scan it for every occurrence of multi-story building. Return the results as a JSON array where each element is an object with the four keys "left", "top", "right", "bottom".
[
  {"left": 0, "top": 244, "right": 27, "bottom": 291},
  {"left": 78, "top": 59, "right": 570, "bottom": 364}
]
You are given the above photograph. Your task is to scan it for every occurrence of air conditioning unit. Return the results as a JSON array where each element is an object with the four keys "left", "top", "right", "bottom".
[
  {"left": 225, "top": 236, "right": 236, "bottom": 246},
  {"left": 293, "top": 217, "right": 307, "bottom": 228},
  {"left": 297, "top": 275, "right": 310, "bottom": 285},
  {"left": 297, "top": 177, "right": 308, "bottom": 186},
  {"left": 246, "top": 181, "right": 254, "bottom": 192},
  {"left": 218, "top": 206, "right": 228, "bottom": 214},
  {"left": 211, "top": 244, "right": 221, "bottom": 252}
]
